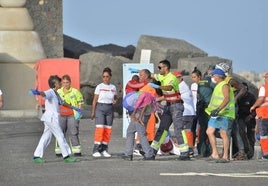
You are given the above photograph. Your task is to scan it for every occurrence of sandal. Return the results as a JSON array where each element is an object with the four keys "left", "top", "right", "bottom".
[
  {"left": 206, "top": 155, "right": 220, "bottom": 161},
  {"left": 215, "top": 158, "right": 230, "bottom": 163},
  {"left": 233, "top": 152, "right": 248, "bottom": 161}
]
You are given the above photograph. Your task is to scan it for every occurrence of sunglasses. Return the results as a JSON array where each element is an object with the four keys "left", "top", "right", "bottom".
[{"left": 158, "top": 66, "right": 166, "bottom": 70}]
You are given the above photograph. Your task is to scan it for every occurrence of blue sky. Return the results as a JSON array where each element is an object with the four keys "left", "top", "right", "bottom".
[{"left": 63, "top": 0, "right": 268, "bottom": 73}]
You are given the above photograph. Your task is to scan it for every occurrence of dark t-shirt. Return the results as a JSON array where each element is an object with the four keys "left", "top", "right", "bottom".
[{"left": 237, "top": 91, "right": 256, "bottom": 118}]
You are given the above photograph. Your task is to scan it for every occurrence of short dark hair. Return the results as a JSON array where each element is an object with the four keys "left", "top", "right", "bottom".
[
  {"left": 142, "top": 69, "right": 151, "bottom": 79},
  {"left": 159, "top": 60, "right": 170, "bottom": 70},
  {"left": 103, "top": 67, "right": 112, "bottom": 76},
  {"left": 48, "top": 75, "right": 61, "bottom": 88},
  {"left": 191, "top": 67, "right": 202, "bottom": 77}
]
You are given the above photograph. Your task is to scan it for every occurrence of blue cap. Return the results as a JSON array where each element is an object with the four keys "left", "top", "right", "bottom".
[{"left": 210, "top": 68, "right": 226, "bottom": 77}]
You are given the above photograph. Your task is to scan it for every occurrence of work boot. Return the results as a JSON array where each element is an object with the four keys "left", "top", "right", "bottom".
[
  {"left": 143, "top": 155, "right": 155, "bottom": 161},
  {"left": 179, "top": 151, "right": 191, "bottom": 160},
  {"left": 122, "top": 154, "right": 133, "bottom": 161}
]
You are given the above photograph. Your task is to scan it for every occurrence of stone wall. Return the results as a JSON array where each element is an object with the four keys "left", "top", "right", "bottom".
[{"left": 26, "top": 0, "right": 63, "bottom": 58}]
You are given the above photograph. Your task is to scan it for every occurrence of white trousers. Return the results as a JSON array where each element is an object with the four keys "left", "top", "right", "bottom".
[{"left": 34, "top": 120, "right": 71, "bottom": 158}]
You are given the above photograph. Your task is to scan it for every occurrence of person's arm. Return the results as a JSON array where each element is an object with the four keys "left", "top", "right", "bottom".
[
  {"left": 250, "top": 96, "right": 265, "bottom": 112},
  {"left": 90, "top": 94, "right": 99, "bottom": 120},
  {"left": 113, "top": 95, "right": 118, "bottom": 105},
  {"left": 137, "top": 107, "right": 147, "bottom": 125},
  {"left": 229, "top": 79, "right": 246, "bottom": 102}
]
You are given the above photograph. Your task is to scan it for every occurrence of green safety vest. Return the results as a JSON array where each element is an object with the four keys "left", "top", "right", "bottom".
[{"left": 205, "top": 81, "right": 235, "bottom": 119}]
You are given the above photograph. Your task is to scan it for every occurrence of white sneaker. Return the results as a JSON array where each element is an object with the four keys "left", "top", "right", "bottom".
[
  {"left": 133, "top": 149, "right": 142, "bottom": 156},
  {"left": 102, "top": 150, "right": 111, "bottom": 158},
  {"left": 92, "top": 152, "right": 101, "bottom": 158}
]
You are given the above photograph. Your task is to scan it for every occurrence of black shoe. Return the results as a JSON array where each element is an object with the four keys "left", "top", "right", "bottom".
[
  {"left": 143, "top": 155, "right": 155, "bottom": 161},
  {"left": 179, "top": 151, "right": 191, "bottom": 160},
  {"left": 55, "top": 153, "right": 62, "bottom": 157},
  {"left": 189, "top": 148, "right": 194, "bottom": 158},
  {"left": 122, "top": 154, "right": 133, "bottom": 161},
  {"left": 74, "top": 153, "right": 82, "bottom": 156}
]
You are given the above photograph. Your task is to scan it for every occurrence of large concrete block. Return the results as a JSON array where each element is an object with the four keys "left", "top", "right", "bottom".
[
  {"left": 133, "top": 35, "right": 208, "bottom": 72},
  {"left": 80, "top": 52, "right": 131, "bottom": 87},
  {"left": 79, "top": 52, "right": 131, "bottom": 107},
  {"left": 0, "top": 0, "right": 26, "bottom": 7},
  {"left": 0, "top": 63, "right": 36, "bottom": 109},
  {"left": 0, "top": 7, "right": 34, "bottom": 31},
  {"left": 177, "top": 56, "right": 232, "bottom": 75},
  {"left": 0, "top": 31, "right": 46, "bottom": 62}
]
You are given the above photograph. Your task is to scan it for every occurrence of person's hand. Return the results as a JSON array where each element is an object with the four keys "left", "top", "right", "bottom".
[
  {"left": 245, "top": 115, "right": 253, "bottom": 123},
  {"left": 210, "top": 108, "right": 220, "bottom": 117},
  {"left": 128, "top": 68, "right": 139, "bottom": 73},
  {"left": 90, "top": 112, "right": 95, "bottom": 120},
  {"left": 74, "top": 110, "right": 82, "bottom": 120},
  {"left": 71, "top": 106, "right": 81, "bottom": 113},
  {"left": 29, "top": 89, "right": 41, "bottom": 95},
  {"left": 250, "top": 106, "right": 255, "bottom": 113},
  {"left": 256, "top": 133, "right": 260, "bottom": 141},
  {"left": 148, "top": 83, "right": 160, "bottom": 89}
]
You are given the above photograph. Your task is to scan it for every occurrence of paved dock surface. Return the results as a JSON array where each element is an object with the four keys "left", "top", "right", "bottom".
[{"left": 0, "top": 117, "right": 268, "bottom": 186}]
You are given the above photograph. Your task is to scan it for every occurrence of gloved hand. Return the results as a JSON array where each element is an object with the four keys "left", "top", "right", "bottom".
[
  {"left": 210, "top": 108, "right": 220, "bottom": 117},
  {"left": 74, "top": 110, "right": 82, "bottom": 120},
  {"left": 71, "top": 106, "right": 81, "bottom": 113},
  {"left": 148, "top": 83, "right": 160, "bottom": 89},
  {"left": 256, "top": 134, "right": 260, "bottom": 141},
  {"left": 29, "top": 89, "right": 41, "bottom": 95},
  {"left": 128, "top": 68, "right": 139, "bottom": 73}
]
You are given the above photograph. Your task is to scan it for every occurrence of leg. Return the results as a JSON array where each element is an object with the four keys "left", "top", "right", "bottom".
[
  {"left": 206, "top": 126, "right": 219, "bottom": 159},
  {"left": 151, "top": 109, "right": 172, "bottom": 153},
  {"left": 55, "top": 116, "right": 68, "bottom": 155},
  {"left": 50, "top": 120, "right": 71, "bottom": 158},
  {"left": 124, "top": 121, "right": 136, "bottom": 156},
  {"left": 220, "top": 129, "right": 230, "bottom": 160},
  {"left": 33, "top": 122, "right": 53, "bottom": 158}
]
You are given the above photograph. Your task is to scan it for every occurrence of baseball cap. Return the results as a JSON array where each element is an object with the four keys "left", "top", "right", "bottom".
[
  {"left": 264, "top": 72, "right": 268, "bottom": 77},
  {"left": 210, "top": 68, "right": 226, "bottom": 77},
  {"left": 173, "top": 71, "right": 182, "bottom": 77}
]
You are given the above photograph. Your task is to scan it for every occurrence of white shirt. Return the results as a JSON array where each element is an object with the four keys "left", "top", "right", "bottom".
[
  {"left": 95, "top": 83, "right": 117, "bottom": 104},
  {"left": 258, "top": 86, "right": 265, "bottom": 97},
  {"left": 179, "top": 81, "right": 196, "bottom": 116},
  {"left": 0, "top": 89, "right": 2, "bottom": 95},
  {"left": 41, "top": 89, "right": 63, "bottom": 123},
  {"left": 191, "top": 83, "right": 198, "bottom": 111}
]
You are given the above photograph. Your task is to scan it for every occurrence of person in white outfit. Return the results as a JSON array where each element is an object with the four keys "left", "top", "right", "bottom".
[{"left": 31, "top": 75, "right": 80, "bottom": 163}]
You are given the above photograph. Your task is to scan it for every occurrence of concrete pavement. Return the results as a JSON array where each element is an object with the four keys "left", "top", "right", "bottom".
[{"left": 0, "top": 116, "right": 268, "bottom": 186}]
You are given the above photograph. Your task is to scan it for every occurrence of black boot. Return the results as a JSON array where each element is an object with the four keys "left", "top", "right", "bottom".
[
  {"left": 179, "top": 151, "right": 190, "bottom": 160},
  {"left": 122, "top": 154, "right": 133, "bottom": 161}
]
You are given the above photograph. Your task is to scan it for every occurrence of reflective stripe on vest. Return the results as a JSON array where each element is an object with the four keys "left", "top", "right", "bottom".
[
  {"left": 164, "top": 92, "right": 181, "bottom": 102},
  {"left": 59, "top": 106, "right": 74, "bottom": 116},
  {"left": 205, "top": 81, "right": 235, "bottom": 119},
  {"left": 256, "top": 84, "right": 268, "bottom": 118}
]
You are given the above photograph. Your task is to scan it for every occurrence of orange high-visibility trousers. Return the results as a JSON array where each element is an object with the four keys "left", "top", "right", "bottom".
[
  {"left": 103, "top": 126, "right": 112, "bottom": 144},
  {"left": 185, "top": 130, "right": 194, "bottom": 148},
  {"left": 136, "top": 113, "right": 156, "bottom": 143},
  {"left": 260, "top": 138, "right": 268, "bottom": 155},
  {"left": 94, "top": 125, "right": 104, "bottom": 143}
]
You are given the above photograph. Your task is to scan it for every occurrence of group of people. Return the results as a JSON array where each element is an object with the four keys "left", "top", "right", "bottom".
[
  {"left": 122, "top": 60, "right": 268, "bottom": 163},
  {"left": 31, "top": 67, "right": 118, "bottom": 163},
  {"left": 28, "top": 60, "right": 268, "bottom": 163}
]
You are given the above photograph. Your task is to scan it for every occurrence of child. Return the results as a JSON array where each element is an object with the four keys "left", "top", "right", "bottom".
[{"left": 31, "top": 75, "right": 80, "bottom": 163}]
